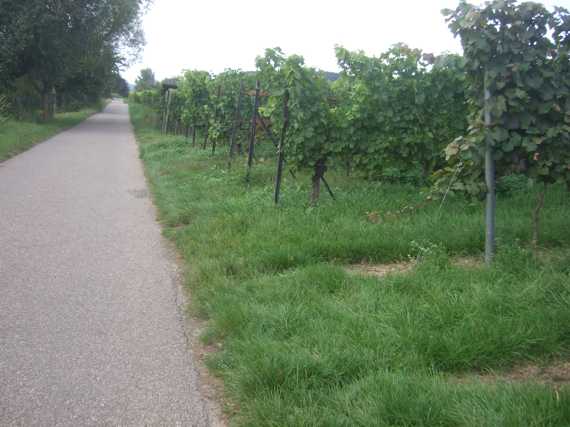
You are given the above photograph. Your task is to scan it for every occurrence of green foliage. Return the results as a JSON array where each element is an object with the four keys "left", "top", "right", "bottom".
[
  {"left": 497, "top": 173, "right": 531, "bottom": 196},
  {"left": 132, "top": 24, "right": 568, "bottom": 205},
  {"left": 178, "top": 70, "right": 211, "bottom": 128},
  {"left": 130, "top": 89, "right": 161, "bottom": 107},
  {"left": 133, "top": 44, "right": 471, "bottom": 204},
  {"left": 135, "top": 68, "right": 157, "bottom": 92},
  {"left": 112, "top": 75, "right": 130, "bottom": 98},
  {"left": 336, "top": 44, "right": 468, "bottom": 182},
  {"left": 257, "top": 49, "right": 342, "bottom": 170},
  {"left": 0, "top": 0, "right": 148, "bottom": 117},
  {"left": 439, "top": 0, "right": 570, "bottom": 195},
  {"left": 206, "top": 69, "right": 253, "bottom": 145},
  {"left": 131, "top": 68, "right": 255, "bottom": 147}
]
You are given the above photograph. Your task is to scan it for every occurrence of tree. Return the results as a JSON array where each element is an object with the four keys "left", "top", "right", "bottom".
[
  {"left": 113, "top": 75, "right": 130, "bottom": 98},
  {"left": 0, "top": 0, "right": 149, "bottom": 119},
  {"left": 135, "top": 68, "right": 157, "bottom": 92}
]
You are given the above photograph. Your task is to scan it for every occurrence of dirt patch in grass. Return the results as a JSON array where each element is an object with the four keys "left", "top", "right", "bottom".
[
  {"left": 453, "top": 256, "right": 484, "bottom": 269},
  {"left": 346, "top": 256, "right": 484, "bottom": 279},
  {"left": 455, "top": 361, "right": 570, "bottom": 387},
  {"left": 345, "top": 261, "right": 415, "bottom": 278}
]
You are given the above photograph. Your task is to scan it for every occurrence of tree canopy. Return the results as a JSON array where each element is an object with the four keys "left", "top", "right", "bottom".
[
  {"left": 0, "top": 0, "right": 150, "bottom": 118},
  {"left": 135, "top": 68, "right": 157, "bottom": 92}
]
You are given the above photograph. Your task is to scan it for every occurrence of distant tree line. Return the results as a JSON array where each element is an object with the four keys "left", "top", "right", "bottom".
[{"left": 0, "top": 0, "right": 150, "bottom": 120}]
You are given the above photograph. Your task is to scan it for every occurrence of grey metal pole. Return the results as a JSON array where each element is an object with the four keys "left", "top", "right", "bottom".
[
  {"left": 246, "top": 80, "right": 261, "bottom": 183},
  {"left": 162, "top": 90, "right": 172, "bottom": 135},
  {"left": 274, "top": 90, "right": 289, "bottom": 205},
  {"left": 228, "top": 80, "right": 244, "bottom": 165},
  {"left": 484, "top": 72, "right": 496, "bottom": 265}
]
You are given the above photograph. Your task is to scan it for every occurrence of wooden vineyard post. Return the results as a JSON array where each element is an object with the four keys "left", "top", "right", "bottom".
[
  {"left": 212, "top": 86, "right": 222, "bottom": 155},
  {"left": 246, "top": 80, "right": 261, "bottom": 183},
  {"left": 321, "top": 175, "right": 336, "bottom": 201},
  {"left": 484, "top": 71, "right": 496, "bottom": 265},
  {"left": 202, "top": 123, "right": 209, "bottom": 150},
  {"left": 274, "top": 90, "right": 290, "bottom": 204},
  {"left": 162, "top": 90, "right": 172, "bottom": 135},
  {"left": 310, "top": 159, "right": 327, "bottom": 206},
  {"left": 160, "top": 91, "right": 167, "bottom": 134},
  {"left": 228, "top": 81, "right": 244, "bottom": 167},
  {"left": 237, "top": 123, "right": 245, "bottom": 155},
  {"left": 532, "top": 184, "right": 547, "bottom": 251},
  {"left": 160, "top": 92, "right": 164, "bottom": 133},
  {"left": 166, "top": 90, "right": 172, "bottom": 134}
]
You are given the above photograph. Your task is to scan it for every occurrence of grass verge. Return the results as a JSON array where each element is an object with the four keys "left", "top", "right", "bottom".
[
  {"left": 131, "top": 102, "right": 570, "bottom": 426},
  {"left": 0, "top": 105, "right": 102, "bottom": 162}
]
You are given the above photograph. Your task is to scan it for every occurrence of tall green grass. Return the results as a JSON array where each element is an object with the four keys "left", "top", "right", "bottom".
[
  {"left": 0, "top": 107, "right": 100, "bottom": 162},
  {"left": 131, "top": 103, "right": 570, "bottom": 426}
]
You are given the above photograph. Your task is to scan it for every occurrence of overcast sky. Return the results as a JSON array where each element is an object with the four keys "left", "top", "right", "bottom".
[{"left": 123, "top": 0, "right": 570, "bottom": 83}]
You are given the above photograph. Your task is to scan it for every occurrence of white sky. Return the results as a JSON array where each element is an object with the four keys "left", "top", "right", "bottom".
[{"left": 123, "top": 0, "right": 570, "bottom": 83}]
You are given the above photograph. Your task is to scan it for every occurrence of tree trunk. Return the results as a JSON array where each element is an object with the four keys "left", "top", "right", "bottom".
[
  {"left": 310, "top": 159, "right": 327, "bottom": 206},
  {"left": 532, "top": 184, "right": 547, "bottom": 251},
  {"left": 236, "top": 137, "right": 243, "bottom": 156},
  {"left": 42, "top": 92, "right": 49, "bottom": 121},
  {"left": 41, "top": 91, "right": 52, "bottom": 121},
  {"left": 51, "top": 88, "right": 56, "bottom": 117},
  {"left": 192, "top": 126, "right": 197, "bottom": 147},
  {"left": 246, "top": 80, "right": 261, "bottom": 183}
]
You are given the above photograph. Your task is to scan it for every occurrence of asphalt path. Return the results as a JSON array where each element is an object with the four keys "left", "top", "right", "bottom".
[{"left": 0, "top": 101, "right": 218, "bottom": 426}]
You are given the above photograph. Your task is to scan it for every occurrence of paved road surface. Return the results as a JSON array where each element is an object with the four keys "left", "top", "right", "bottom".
[{"left": 0, "top": 101, "right": 218, "bottom": 426}]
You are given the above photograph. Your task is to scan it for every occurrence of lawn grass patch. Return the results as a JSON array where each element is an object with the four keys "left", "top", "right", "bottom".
[
  {"left": 0, "top": 106, "right": 101, "bottom": 162},
  {"left": 130, "top": 102, "right": 570, "bottom": 426}
]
